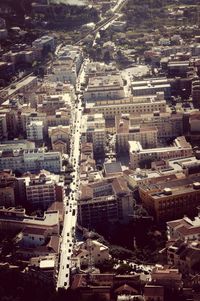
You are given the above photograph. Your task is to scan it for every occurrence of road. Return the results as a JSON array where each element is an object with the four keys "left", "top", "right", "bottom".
[
  {"left": 75, "top": 0, "right": 128, "bottom": 45},
  {"left": 57, "top": 0, "right": 129, "bottom": 289},
  {"left": 56, "top": 60, "right": 87, "bottom": 289}
]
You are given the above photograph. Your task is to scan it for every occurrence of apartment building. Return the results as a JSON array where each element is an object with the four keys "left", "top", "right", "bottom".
[
  {"left": 125, "top": 111, "right": 183, "bottom": 139},
  {"left": 0, "top": 206, "right": 59, "bottom": 234},
  {"left": 82, "top": 114, "right": 106, "bottom": 155},
  {"left": 86, "top": 92, "right": 166, "bottom": 118},
  {"left": 0, "top": 149, "right": 62, "bottom": 173},
  {"left": 139, "top": 174, "right": 200, "bottom": 223},
  {"left": 167, "top": 214, "right": 200, "bottom": 241},
  {"left": 116, "top": 114, "right": 158, "bottom": 152},
  {"left": 84, "top": 74, "right": 125, "bottom": 102},
  {"left": 78, "top": 177, "right": 134, "bottom": 228},
  {"left": 37, "top": 95, "right": 71, "bottom": 115},
  {"left": 0, "top": 140, "right": 35, "bottom": 151},
  {"left": 26, "top": 120, "right": 43, "bottom": 141},
  {"left": 32, "top": 35, "right": 55, "bottom": 52},
  {"left": 47, "top": 109, "right": 71, "bottom": 127},
  {"left": 129, "top": 136, "right": 193, "bottom": 169},
  {"left": 25, "top": 171, "right": 64, "bottom": 210},
  {"left": 0, "top": 113, "right": 7, "bottom": 139}
]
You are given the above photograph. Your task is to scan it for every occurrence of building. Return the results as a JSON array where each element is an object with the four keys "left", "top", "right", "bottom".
[
  {"left": 84, "top": 74, "right": 125, "bottom": 102},
  {"left": 129, "top": 136, "right": 193, "bottom": 169},
  {"left": 151, "top": 266, "right": 182, "bottom": 290},
  {"left": 139, "top": 174, "right": 200, "bottom": 222},
  {"left": 131, "top": 78, "right": 171, "bottom": 99},
  {"left": 0, "top": 149, "right": 62, "bottom": 173},
  {"left": 0, "top": 140, "right": 35, "bottom": 151},
  {"left": 0, "top": 113, "right": 7, "bottom": 139},
  {"left": 24, "top": 170, "right": 64, "bottom": 210},
  {"left": 73, "top": 239, "right": 110, "bottom": 267},
  {"left": 82, "top": 114, "right": 106, "bottom": 155},
  {"left": 0, "top": 206, "right": 59, "bottom": 234},
  {"left": 117, "top": 111, "right": 183, "bottom": 140},
  {"left": 116, "top": 114, "right": 158, "bottom": 153},
  {"left": 48, "top": 125, "right": 70, "bottom": 154},
  {"left": 144, "top": 285, "right": 164, "bottom": 301},
  {"left": 0, "top": 169, "right": 26, "bottom": 207},
  {"left": 166, "top": 239, "right": 200, "bottom": 275},
  {"left": 78, "top": 177, "right": 134, "bottom": 228},
  {"left": 26, "top": 120, "right": 43, "bottom": 141},
  {"left": 167, "top": 214, "right": 200, "bottom": 241},
  {"left": 48, "top": 45, "right": 83, "bottom": 85},
  {"left": 86, "top": 93, "right": 166, "bottom": 118},
  {"left": 32, "top": 35, "right": 55, "bottom": 52},
  {"left": 0, "top": 76, "right": 38, "bottom": 101}
]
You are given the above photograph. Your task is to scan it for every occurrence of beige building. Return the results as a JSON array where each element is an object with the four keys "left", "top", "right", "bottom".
[
  {"left": 48, "top": 125, "right": 70, "bottom": 154},
  {"left": 82, "top": 113, "right": 106, "bottom": 154},
  {"left": 84, "top": 74, "right": 125, "bottom": 102},
  {"left": 129, "top": 136, "right": 193, "bottom": 169},
  {"left": 121, "top": 111, "right": 183, "bottom": 139},
  {"left": 86, "top": 92, "right": 166, "bottom": 118},
  {"left": 73, "top": 239, "right": 110, "bottom": 267},
  {"left": 116, "top": 114, "right": 158, "bottom": 152}
]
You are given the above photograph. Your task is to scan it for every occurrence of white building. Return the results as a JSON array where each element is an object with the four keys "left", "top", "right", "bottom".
[
  {"left": 73, "top": 239, "right": 110, "bottom": 267},
  {"left": 0, "top": 149, "right": 62, "bottom": 173},
  {"left": 32, "top": 35, "right": 55, "bottom": 52},
  {"left": 82, "top": 114, "right": 106, "bottom": 154},
  {"left": 129, "top": 136, "right": 193, "bottom": 169},
  {"left": 26, "top": 120, "right": 43, "bottom": 141}
]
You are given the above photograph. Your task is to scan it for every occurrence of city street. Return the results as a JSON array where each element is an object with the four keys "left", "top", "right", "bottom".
[{"left": 57, "top": 60, "right": 86, "bottom": 289}]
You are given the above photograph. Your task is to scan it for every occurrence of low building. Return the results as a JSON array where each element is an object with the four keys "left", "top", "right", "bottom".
[
  {"left": 167, "top": 214, "right": 200, "bottom": 241},
  {"left": 151, "top": 266, "right": 182, "bottom": 290},
  {"left": 73, "top": 239, "right": 110, "bottom": 267},
  {"left": 166, "top": 239, "right": 200, "bottom": 275},
  {"left": 0, "top": 206, "right": 60, "bottom": 234},
  {"left": 116, "top": 114, "right": 158, "bottom": 153},
  {"left": 144, "top": 285, "right": 164, "bottom": 301},
  {"left": 129, "top": 136, "right": 193, "bottom": 169}
]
